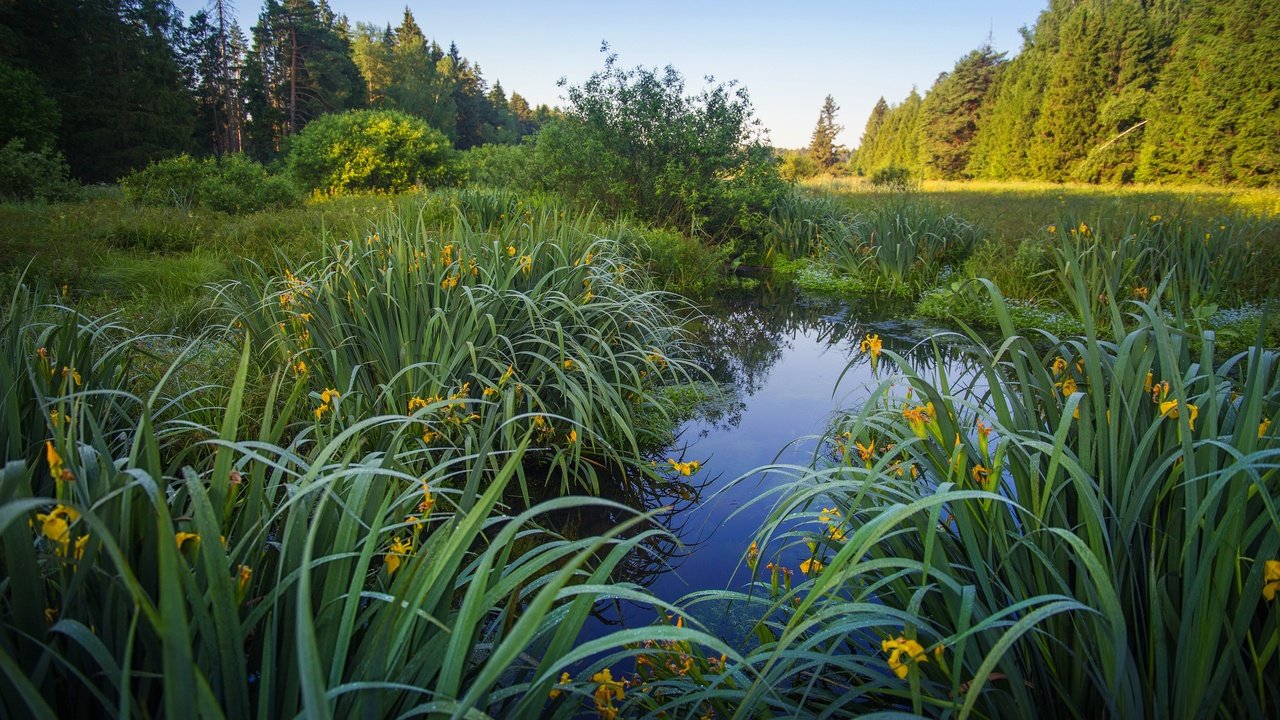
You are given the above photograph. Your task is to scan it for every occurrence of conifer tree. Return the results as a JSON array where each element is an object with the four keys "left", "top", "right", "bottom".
[
  {"left": 921, "top": 46, "right": 1005, "bottom": 179},
  {"left": 806, "top": 95, "right": 843, "bottom": 171},
  {"left": 856, "top": 97, "right": 888, "bottom": 174}
]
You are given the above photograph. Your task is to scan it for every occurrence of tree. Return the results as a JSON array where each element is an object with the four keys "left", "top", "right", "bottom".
[
  {"left": 920, "top": 46, "right": 1005, "bottom": 179},
  {"left": 1138, "top": 0, "right": 1279, "bottom": 185},
  {"left": 242, "top": 0, "right": 366, "bottom": 159},
  {"left": 855, "top": 97, "right": 889, "bottom": 175},
  {"left": 806, "top": 95, "right": 843, "bottom": 171},
  {"left": 181, "top": 9, "right": 247, "bottom": 155},
  {"left": 0, "top": 0, "right": 196, "bottom": 181},
  {"left": 535, "top": 48, "right": 784, "bottom": 244}
]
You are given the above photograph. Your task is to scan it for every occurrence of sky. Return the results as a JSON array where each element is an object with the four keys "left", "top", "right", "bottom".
[{"left": 176, "top": 1, "right": 1047, "bottom": 149}]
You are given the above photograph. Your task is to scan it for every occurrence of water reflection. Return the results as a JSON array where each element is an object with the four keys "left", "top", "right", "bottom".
[{"left": 568, "top": 283, "right": 983, "bottom": 642}]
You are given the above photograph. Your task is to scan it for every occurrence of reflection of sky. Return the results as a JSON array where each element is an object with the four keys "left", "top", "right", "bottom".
[{"left": 579, "top": 289, "right": 984, "bottom": 648}]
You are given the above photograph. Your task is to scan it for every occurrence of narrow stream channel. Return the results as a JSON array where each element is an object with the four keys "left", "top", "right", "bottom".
[{"left": 571, "top": 283, "right": 986, "bottom": 648}]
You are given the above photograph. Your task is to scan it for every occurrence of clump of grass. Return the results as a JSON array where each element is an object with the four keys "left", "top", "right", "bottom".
[
  {"left": 1, "top": 271, "right": 720, "bottom": 718},
  {"left": 222, "top": 201, "right": 701, "bottom": 496},
  {"left": 764, "top": 189, "right": 855, "bottom": 259}
]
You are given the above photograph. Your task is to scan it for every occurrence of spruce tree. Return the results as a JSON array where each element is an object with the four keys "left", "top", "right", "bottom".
[
  {"left": 856, "top": 97, "right": 888, "bottom": 174},
  {"left": 806, "top": 95, "right": 843, "bottom": 171}
]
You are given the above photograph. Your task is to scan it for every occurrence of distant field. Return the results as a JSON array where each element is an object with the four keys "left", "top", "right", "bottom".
[{"left": 802, "top": 177, "right": 1280, "bottom": 242}]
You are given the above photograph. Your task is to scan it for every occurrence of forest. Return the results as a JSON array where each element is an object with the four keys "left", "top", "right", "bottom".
[
  {"left": 1, "top": 1, "right": 1278, "bottom": 719},
  {"left": 848, "top": 0, "right": 1278, "bottom": 185}
]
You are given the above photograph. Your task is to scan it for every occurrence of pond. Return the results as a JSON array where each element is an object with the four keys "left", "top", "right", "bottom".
[{"left": 569, "top": 282, "right": 986, "bottom": 647}]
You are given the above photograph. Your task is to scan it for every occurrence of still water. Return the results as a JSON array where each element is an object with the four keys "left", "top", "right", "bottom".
[{"left": 574, "top": 283, "right": 981, "bottom": 646}]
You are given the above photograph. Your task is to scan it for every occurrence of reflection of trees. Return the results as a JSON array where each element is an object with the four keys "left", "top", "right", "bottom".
[{"left": 529, "top": 457, "right": 713, "bottom": 624}]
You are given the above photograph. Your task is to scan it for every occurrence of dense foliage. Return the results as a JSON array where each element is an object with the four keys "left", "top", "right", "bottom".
[
  {"left": 123, "top": 154, "right": 299, "bottom": 213},
  {"left": 857, "top": 0, "right": 1280, "bottom": 186},
  {"left": 286, "top": 109, "right": 457, "bottom": 194},
  {"left": 534, "top": 50, "right": 785, "bottom": 246}
]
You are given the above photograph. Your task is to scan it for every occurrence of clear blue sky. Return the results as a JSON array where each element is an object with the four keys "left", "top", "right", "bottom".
[{"left": 176, "top": 1, "right": 1046, "bottom": 148}]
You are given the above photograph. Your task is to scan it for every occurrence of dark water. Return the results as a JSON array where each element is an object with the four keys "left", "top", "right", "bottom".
[{"left": 573, "top": 283, "right": 979, "bottom": 647}]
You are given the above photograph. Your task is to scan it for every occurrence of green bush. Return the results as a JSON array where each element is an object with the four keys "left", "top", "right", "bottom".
[
  {"left": 534, "top": 50, "right": 785, "bottom": 247},
  {"left": 122, "top": 154, "right": 299, "bottom": 213},
  {"left": 460, "top": 141, "right": 536, "bottom": 189},
  {"left": 778, "top": 152, "right": 820, "bottom": 182},
  {"left": 869, "top": 164, "right": 916, "bottom": 189},
  {"left": 0, "top": 61, "right": 61, "bottom": 151},
  {"left": 0, "top": 139, "right": 78, "bottom": 202},
  {"left": 286, "top": 109, "right": 458, "bottom": 194}
]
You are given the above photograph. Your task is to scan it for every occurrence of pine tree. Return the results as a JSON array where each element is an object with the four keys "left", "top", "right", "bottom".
[
  {"left": 1139, "top": 0, "right": 1279, "bottom": 185},
  {"left": 242, "top": 0, "right": 365, "bottom": 158},
  {"left": 181, "top": 8, "right": 247, "bottom": 155},
  {"left": 806, "top": 95, "right": 843, "bottom": 170}
]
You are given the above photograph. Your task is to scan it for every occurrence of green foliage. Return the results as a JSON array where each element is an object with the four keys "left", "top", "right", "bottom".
[
  {"left": 242, "top": 0, "right": 367, "bottom": 159},
  {"left": 920, "top": 46, "right": 1005, "bottom": 179},
  {"left": 459, "top": 141, "right": 536, "bottom": 188},
  {"left": 1138, "top": 0, "right": 1280, "bottom": 186},
  {"left": 0, "top": 60, "right": 61, "bottom": 151},
  {"left": 764, "top": 189, "right": 854, "bottom": 257},
  {"left": 854, "top": 90, "right": 925, "bottom": 179},
  {"left": 669, "top": 284, "right": 1280, "bottom": 716},
  {"left": 534, "top": 49, "right": 785, "bottom": 246},
  {"left": 777, "top": 151, "right": 820, "bottom": 182},
  {"left": 0, "top": 140, "right": 78, "bottom": 202},
  {"left": 122, "top": 154, "right": 299, "bottom": 214},
  {"left": 222, "top": 201, "right": 699, "bottom": 493},
  {"left": 0, "top": 0, "right": 196, "bottom": 182},
  {"left": 0, "top": 291, "right": 706, "bottom": 717},
  {"left": 868, "top": 165, "right": 917, "bottom": 189},
  {"left": 806, "top": 94, "right": 843, "bottom": 170},
  {"left": 286, "top": 109, "right": 458, "bottom": 194},
  {"left": 827, "top": 195, "right": 981, "bottom": 294}
]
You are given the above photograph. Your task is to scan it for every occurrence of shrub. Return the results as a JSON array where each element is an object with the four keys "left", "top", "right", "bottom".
[
  {"left": 778, "top": 152, "right": 820, "bottom": 182},
  {"left": 0, "top": 139, "right": 78, "bottom": 202},
  {"left": 534, "top": 49, "right": 785, "bottom": 247},
  {"left": 286, "top": 109, "right": 458, "bottom": 194},
  {"left": 0, "top": 61, "right": 61, "bottom": 151},
  {"left": 122, "top": 154, "right": 299, "bottom": 213},
  {"left": 460, "top": 141, "right": 536, "bottom": 189},
  {"left": 869, "top": 164, "right": 916, "bottom": 189}
]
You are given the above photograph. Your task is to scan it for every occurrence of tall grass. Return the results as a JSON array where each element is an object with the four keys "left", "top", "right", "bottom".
[
  {"left": 625, "top": 279, "right": 1278, "bottom": 717},
  {"left": 0, "top": 286, "right": 723, "bottom": 717},
  {"left": 221, "top": 201, "right": 701, "bottom": 496}
]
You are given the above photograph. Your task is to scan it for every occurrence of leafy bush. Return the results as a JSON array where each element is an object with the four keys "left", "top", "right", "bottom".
[
  {"left": 869, "top": 164, "right": 916, "bottom": 189},
  {"left": 460, "top": 141, "right": 536, "bottom": 189},
  {"left": 286, "top": 109, "right": 458, "bottom": 194},
  {"left": 534, "top": 49, "right": 785, "bottom": 247},
  {"left": 0, "top": 61, "right": 61, "bottom": 151},
  {"left": 778, "top": 152, "right": 820, "bottom": 182},
  {"left": 122, "top": 153, "right": 299, "bottom": 213},
  {"left": 0, "top": 139, "right": 78, "bottom": 202}
]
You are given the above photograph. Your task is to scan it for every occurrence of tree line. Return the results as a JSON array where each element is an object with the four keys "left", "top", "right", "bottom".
[
  {"left": 0, "top": 0, "right": 554, "bottom": 183},
  {"left": 852, "top": 0, "right": 1278, "bottom": 186}
]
